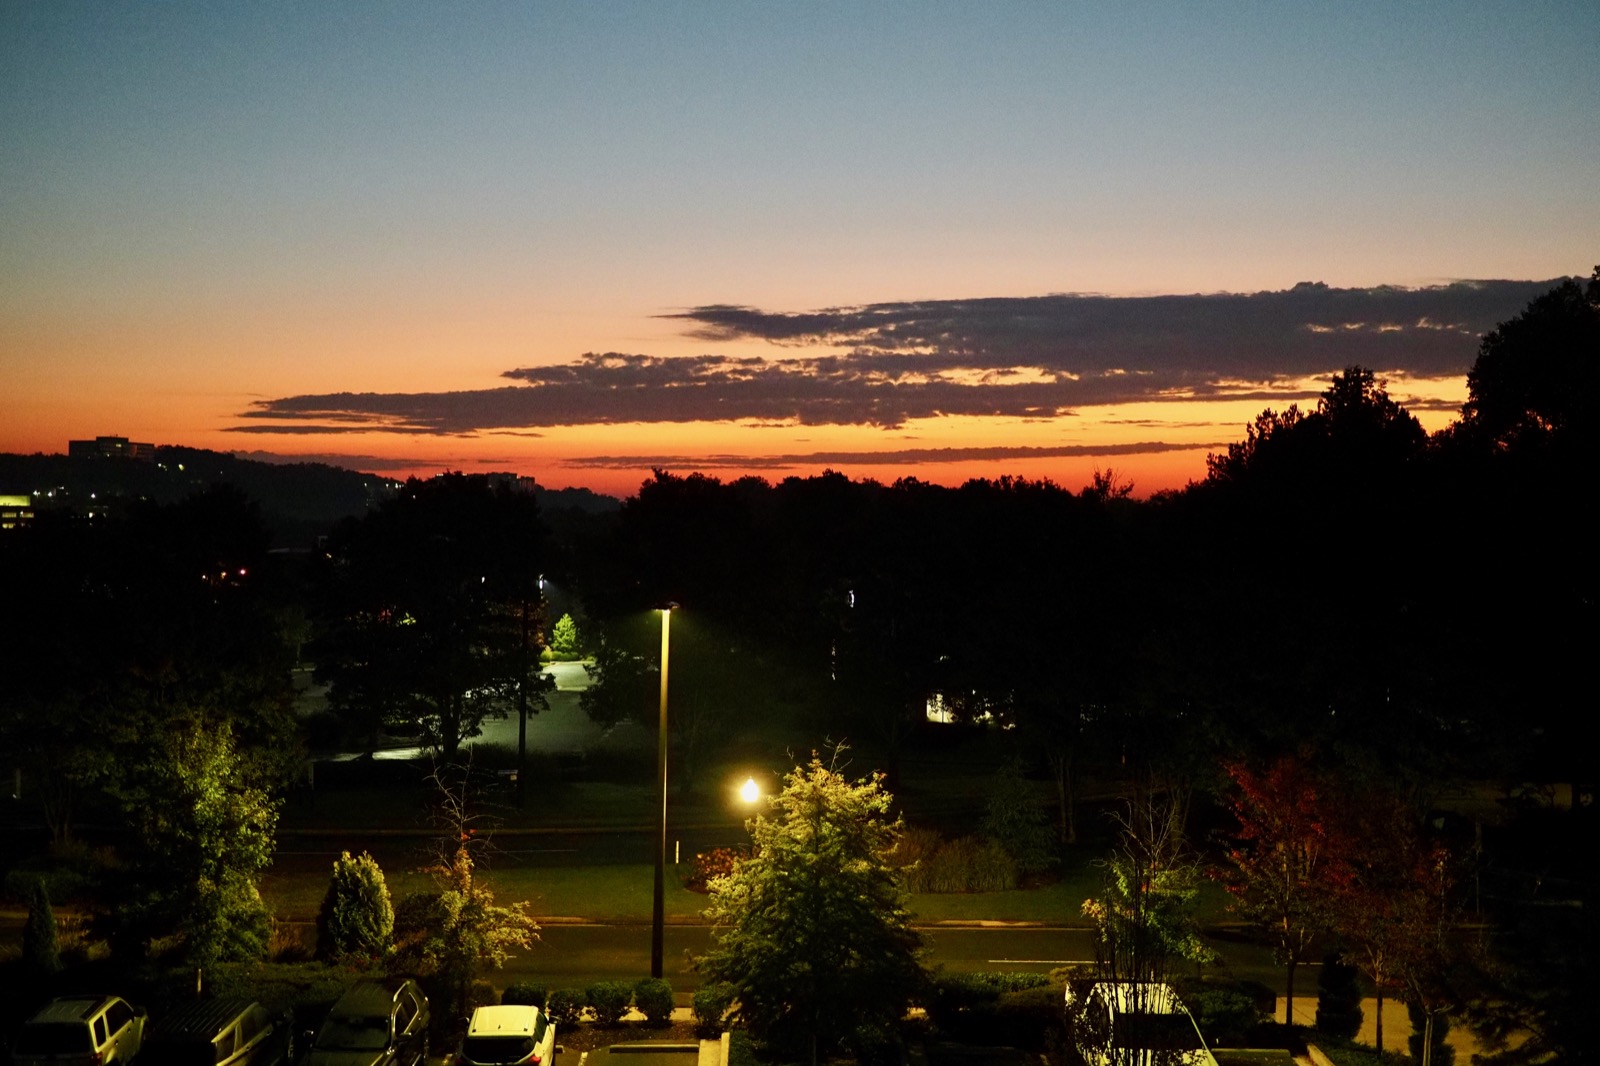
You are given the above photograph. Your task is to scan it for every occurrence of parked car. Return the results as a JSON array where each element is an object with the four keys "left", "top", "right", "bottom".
[
  {"left": 134, "top": 998, "right": 291, "bottom": 1066},
  {"left": 454, "top": 1006, "right": 556, "bottom": 1066},
  {"left": 1064, "top": 981, "right": 1219, "bottom": 1066},
  {"left": 11, "top": 996, "right": 148, "bottom": 1066},
  {"left": 305, "top": 979, "right": 429, "bottom": 1066}
]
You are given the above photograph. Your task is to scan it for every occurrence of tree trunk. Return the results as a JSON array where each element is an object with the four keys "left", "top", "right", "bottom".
[
  {"left": 1050, "top": 749, "right": 1077, "bottom": 844},
  {"left": 1374, "top": 985, "right": 1384, "bottom": 1053},
  {"left": 1284, "top": 957, "right": 1296, "bottom": 1027}
]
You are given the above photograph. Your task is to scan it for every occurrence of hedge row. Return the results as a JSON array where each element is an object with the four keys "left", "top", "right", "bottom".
[{"left": 501, "top": 978, "right": 676, "bottom": 1027}]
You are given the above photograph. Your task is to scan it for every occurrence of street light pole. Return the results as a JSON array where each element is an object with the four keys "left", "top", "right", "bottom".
[{"left": 651, "top": 603, "right": 675, "bottom": 978}]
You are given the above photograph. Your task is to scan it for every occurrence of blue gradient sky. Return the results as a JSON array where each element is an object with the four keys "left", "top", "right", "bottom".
[{"left": 4, "top": 1, "right": 1596, "bottom": 495}]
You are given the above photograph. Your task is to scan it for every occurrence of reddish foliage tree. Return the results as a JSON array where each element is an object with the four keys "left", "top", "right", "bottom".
[{"left": 1217, "top": 755, "right": 1353, "bottom": 1027}]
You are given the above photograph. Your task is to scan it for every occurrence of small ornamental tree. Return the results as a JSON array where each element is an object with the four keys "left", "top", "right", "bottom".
[
  {"left": 699, "top": 753, "right": 925, "bottom": 1066},
  {"left": 23, "top": 878, "right": 63, "bottom": 976},
  {"left": 1217, "top": 755, "right": 1352, "bottom": 1027},
  {"left": 394, "top": 763, "right": 540, "bottom": 1020},
  {"left": 316, "top": 850, "right": 395, "bottom": 962},
  {"left": 1328, "top": 787, "right": 1425, "bottom": 1054},
  {"left": 1078, "top": 790, "right": 1212, "bottom": 1066}
]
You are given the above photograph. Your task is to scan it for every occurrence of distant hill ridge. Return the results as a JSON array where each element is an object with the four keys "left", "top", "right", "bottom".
[{"left": 0, "top": 446, "right": 621, "bottom": 547}]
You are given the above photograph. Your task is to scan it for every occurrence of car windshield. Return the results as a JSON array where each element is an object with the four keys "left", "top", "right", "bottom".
[
  {"left": 15, "top": 1025, "right": 94, "bottom": 1056},
  {"left": 1112, "top": 1012, "right": 1203, "bottom": 1051},
  {"left": 316, "top": 1015, "right": 390, "bottom": 1050},
  {"left": 461, "top": 1036, "right": 537, "bottom": 1065}
]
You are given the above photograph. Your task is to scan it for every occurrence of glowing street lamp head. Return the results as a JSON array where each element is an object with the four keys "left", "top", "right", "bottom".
[{"left": 740, "top": 776, "right": 761, "bottom": 805}]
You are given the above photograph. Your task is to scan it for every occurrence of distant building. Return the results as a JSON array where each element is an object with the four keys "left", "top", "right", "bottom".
[
  {"left": 68, "top": 435, "right": 155, "bottom": 461},
  {"left": 0, "top": 494, "right": 34, "bottom": 530}
]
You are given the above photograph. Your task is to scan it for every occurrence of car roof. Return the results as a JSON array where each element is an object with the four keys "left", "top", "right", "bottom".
[
  {"left": 467, "top": 1006, "right": 542, "bottom": 1037},
  {"left": 147, "top": 1000, "right": 261, "bottom": 1041},
  {"left": 331, "top": 980, "right": 411, "bottom": 1017},
  {"left": 28, "top": 998, "right": 118, "bottom": 1024}
]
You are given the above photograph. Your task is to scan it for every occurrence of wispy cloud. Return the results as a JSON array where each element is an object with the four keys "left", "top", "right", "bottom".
[{"left": 231, "top": 279, "right": 1558, "bottom": 436}]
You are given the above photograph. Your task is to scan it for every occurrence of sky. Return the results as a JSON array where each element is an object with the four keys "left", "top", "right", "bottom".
[{"left": 3, "top": 1, "right": 1596, "bottom": 499}]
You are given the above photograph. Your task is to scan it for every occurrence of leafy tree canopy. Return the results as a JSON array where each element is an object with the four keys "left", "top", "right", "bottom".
[{"left": 699, "top": 753, "right": 925, "bottom": 1063}]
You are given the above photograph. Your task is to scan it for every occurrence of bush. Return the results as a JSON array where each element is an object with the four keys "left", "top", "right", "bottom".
[
  {"left": 633, "top": 978, "right": 674, "bottom": 1027},
  {"left": 586, "top": 980, "right": 633, "bottom": 1026},
  {"left": 993, "top": 985, "right": 1068, "bottom": 1050},
  {"left": 897, "top": 832, "right": 1020, "bottom": 893},
  {"left": 685, "top": 847, "right": 747, "bottom": 892},
  {"left": 1316, "top": 953, "right": 1363, "bottom": 1040},
  {"left": 926, "top": 971, "right": 1051, "bottom": 1020},
  {"left": 469, "top": 981, "right": 498, "bottom": 1011},
  {"left": 1189, "top": 987, "right": 1268, "bottom": 1047},
  {"left": 921, "top": 835, "right": 1019, "bottom": 893},
  {"left": 22, "top": 879, "right": 62, "bottom": 977},
  {"left": 315, "top": 851, "right": 394, "bottom": 962},
  {"left": 890, "top": 827, "right": 943, "bottom": 876},
  {"left": 727, "top": 1031, "right": 758, "bottom": 1066},
  {"left": 982, "top": 760, "right": 1058, "bottom": 873},
  {"left": 693, "top": 982, "right": 735, "bottom": 1038},
  {"left": 546, "top": 989, "right": 585, "bottom": 1027},
  {"left": 502, "top": 983, "right": 548, "bottom": 1008},
  {"left": 925, "top": 972, "right": 1054, "bottom": 1041}
]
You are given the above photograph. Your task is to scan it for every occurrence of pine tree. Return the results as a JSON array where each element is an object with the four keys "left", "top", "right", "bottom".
[{"left": 550, "top": 613, "right": 580, "bottom": 658}]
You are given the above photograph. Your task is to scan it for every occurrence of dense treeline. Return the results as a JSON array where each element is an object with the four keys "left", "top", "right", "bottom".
[{"left": 574, "top": 265, "right": 1596, "bottom": 798}]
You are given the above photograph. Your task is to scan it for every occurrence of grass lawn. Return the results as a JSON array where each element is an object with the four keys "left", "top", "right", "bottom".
[
  {"left": 263, "top": 856, "right": 1232, "bottom": 928},
  {"left": 262, "top": 862, "right": 715, "bottom": 923}
]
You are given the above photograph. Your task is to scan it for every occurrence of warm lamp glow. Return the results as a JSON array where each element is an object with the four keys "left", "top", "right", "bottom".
[{"left": 740, "top": 776, "right": 761, "bottom": 805}]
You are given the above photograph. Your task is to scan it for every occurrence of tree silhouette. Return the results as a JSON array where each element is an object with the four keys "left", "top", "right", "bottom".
[
  {"left": 315, "top": 474, "right": 550, "bottom": 757},
  {"left": 1462, "top": 266, "right": 1600, "bottom": 451}
]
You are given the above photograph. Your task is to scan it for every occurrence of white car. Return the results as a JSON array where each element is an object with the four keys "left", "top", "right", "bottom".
[
  {"left": 454, "top": 1006, "right": 556, "bottom": 1066},
  {"left": 1065, "top": 981, "right": 1219, "bottom": 1066},
  {"left": 11, "top": 996, "right": 148, "bottom": 1066}
]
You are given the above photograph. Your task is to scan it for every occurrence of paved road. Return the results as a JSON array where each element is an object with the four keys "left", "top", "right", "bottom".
[
  {"left": 478, "top": 924, "right": 1286, "bottom": 994},
  {"left": 495, "top": 924, "right": 1103, "bottom": 988}
]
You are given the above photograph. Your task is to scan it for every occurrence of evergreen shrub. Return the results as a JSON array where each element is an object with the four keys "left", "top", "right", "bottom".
[
  {"left": 546, "top": 989, "right": 585, "bottom": 1027},
  {"left": 586, "top": 980, "right": 633, "bottom": 1025},
  {"left": 632, "top": 978, "right": 674, "bottom": 1026}
]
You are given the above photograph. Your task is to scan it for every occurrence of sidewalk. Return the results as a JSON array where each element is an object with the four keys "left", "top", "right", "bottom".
[{"left": 1278, "top": 997, "right": 1486, "bottom": 1063}]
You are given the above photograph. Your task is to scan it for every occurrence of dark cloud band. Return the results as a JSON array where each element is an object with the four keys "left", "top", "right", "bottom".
[{"left": 230, "top": 278, "right": 1562, "bottom": 435}]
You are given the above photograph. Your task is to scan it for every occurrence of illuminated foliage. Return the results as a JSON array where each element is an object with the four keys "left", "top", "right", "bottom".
[
  {"left": 394, "top": 762, "right": 540, "bottom": 1020},
  {"left": 699, "top": 755, "right": 925, "bottom": 1064},
  {"left": 316, "top": 850, "right": 395, "bottom": 963},
  {"left": 1082, "top": 792, "right": 1212, "bottom": 993},
  {"left": 549, "top": 612, "right": 580, "bottom": 658},
  {"left": 113, "top": 715, "right": 279, "bottom": 966}
]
